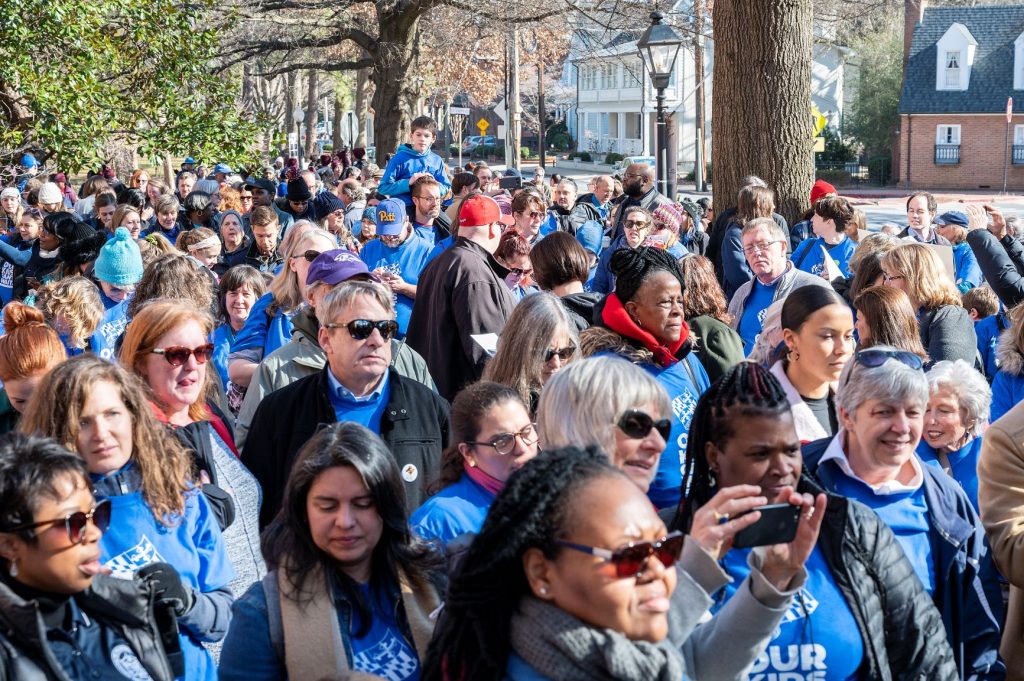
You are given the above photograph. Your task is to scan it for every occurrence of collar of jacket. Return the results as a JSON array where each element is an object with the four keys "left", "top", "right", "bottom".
[
  {"left": 91, "top": 461, "right": 143, "bottom": 497},
  {"left": 246, "top": 239, "right": 282, "bottom": 264},
  {"left": 451, "top": 236, "right": 511, "bottom": 278},
  {"left": 316, "top": 366, "right": 410, "bottom": 425}
]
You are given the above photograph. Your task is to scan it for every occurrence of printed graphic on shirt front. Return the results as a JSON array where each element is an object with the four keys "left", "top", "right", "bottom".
[
  {"left": 672, "top": 388, "right": 698, "bottom": 478},
  {"left": 0, "top": 261, "right": 13, "bottom": 290},
  {"left": 373, "top": 259, "right": 403, "bottom": 307},
  {"left": 352, "top": 628, "right": 419, "bottom": 681},
  {"left": 110, "top": 643, "right": 154, "bottom": 680},
  {"left": 95, "top": 315, "right": 130, "bottom": 360},
  {"left": 104, "top": 535, "right": 165, "bottom": 578}
]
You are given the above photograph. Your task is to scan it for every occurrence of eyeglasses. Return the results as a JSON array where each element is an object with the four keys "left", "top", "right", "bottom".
[
  {"left": 466, "top": 423, "right": 538, "bottom": 456},
  {"left": 742, "top": 240, "right": 784, "bottom": 255},
  {"left": 300, "top": 249, "right": 322, "bottom": 262},
  {"left": 623, "top": 172, "right": 646, "bottom": 180},
  {"left": 624, "top": 220, "right": 649, "bottom": 229},
  {"left": 151, "top": 343, "right": 215, "bottom": 366},
  {"left": 5, "top": 499, "right": 112, "bottom": 545},
  {"left": 519, "top": 211, "right": 545, "bottom": 219},
  {"left": 239, "top": 194, "right": 253, "bottom": 201},
  {"left": 414, "top": 195, "right": 442, "bottom": 203},
  {"left": 509, "top": 266, "right": 533, "bottom": 277},
  {"left": 556, "top": 531, "right": 685, "bottom": 578},
  {"left": 617, "top": 409, "right": 672, "bottom": 441},
  {"left": 544, "top": 346, "right": 575, "bottom": 362},
  {"left": 854, "top": 348, "right": 924, "bottom": 371},
  {"left": 882, "top": 273, "right": 904, "bottom": 283},
  {"left": 324, "top": 319, "right": 399, "bottom": 341}
]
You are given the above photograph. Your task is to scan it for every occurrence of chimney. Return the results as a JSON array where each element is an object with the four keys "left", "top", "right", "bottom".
[{"left": 904, "top": 0, "right": 928, "bottom": 67}]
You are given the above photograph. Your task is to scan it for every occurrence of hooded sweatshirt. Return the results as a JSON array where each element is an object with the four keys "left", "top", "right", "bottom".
[{"left": 378, "top": 143, "right": 451, "bottom": 209}]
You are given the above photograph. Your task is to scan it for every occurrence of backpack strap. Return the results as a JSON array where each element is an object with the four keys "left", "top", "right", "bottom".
[{"left": 261, "top": 571, "right": 285, "bottom": 663}]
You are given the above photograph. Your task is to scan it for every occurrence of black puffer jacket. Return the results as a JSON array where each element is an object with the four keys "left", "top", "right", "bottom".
[
  {"left": 966, "top": 229, "right": 1024, "bottom": 308},
  {"left": 798, "top": 474, "right": 959, "bottom": 680},
  {"left": 0, "top": 575, "right": 176, "bottom": 681}
]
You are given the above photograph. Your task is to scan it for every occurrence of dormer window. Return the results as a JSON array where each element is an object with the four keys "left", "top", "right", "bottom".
[
  {"left": 945, "top": 51, "right": 961, "bottom": 88},
  {"left": 1015, "top": 32, "right": 1024, "bottom": 90}
]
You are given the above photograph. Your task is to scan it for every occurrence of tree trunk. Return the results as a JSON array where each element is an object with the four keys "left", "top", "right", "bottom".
[
  {"left": 369, "top": 5, "right": 421, "bottom": 157},
  {"left": 333, "top": 87, "right": 344, "bottom": 151},
  {"left": 355, "top": 67, "right": 371, "bottom": 148},
  {"left": 304, "top": 69, "right": 319, "bottom": 159},
  {"left": 711, "top": 0, "right": 814, "bottom": 224},
  {"left": 284, "top": 71, "right": 298, "bottom": 154},
  {"left": 693, "top": 0, "right": 707, "bottom": 192}
]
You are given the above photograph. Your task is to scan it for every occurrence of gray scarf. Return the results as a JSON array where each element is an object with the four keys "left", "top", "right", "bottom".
[{"left": 509, "top": 596, "right": 684, "bottom": 681}]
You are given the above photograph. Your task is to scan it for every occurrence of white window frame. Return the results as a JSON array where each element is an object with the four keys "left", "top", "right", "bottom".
[
  {"left": 936, "top": 124, "right": 961, "bottom": 145},
  {"left": 944, "top": 51, "right": 961, "bottom": 89},
  {"left": 1014, "top": 124, "right": 1024, "bottom": 146}
]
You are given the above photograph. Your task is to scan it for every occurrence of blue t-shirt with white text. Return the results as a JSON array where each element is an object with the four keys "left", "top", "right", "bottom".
[{"left": 359, "top": 234, "right": 433, "bottom": 336}]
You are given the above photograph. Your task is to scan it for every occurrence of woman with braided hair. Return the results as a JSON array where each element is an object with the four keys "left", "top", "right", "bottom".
[
  {"left": 424, "top": 445, "right": 808, "bottom": 681},
  {"left": 672, "top": 361, "right": 959, "bottom": 679},
  {"left": 589, "top": 245, "right": 710, "bottom": 510}
]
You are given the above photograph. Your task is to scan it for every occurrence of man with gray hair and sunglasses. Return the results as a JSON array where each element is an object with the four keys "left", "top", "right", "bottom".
[
  {"left": 242, "top": 263, "right": 449, "bottom": 529},
  {"left": 801, "top": 347, "right": 1004, "bottom": 680}
]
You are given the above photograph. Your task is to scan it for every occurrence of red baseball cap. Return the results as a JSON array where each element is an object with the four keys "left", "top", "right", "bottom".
[{"left": 458, "top": 194, "right": 515, "bottom": 227}]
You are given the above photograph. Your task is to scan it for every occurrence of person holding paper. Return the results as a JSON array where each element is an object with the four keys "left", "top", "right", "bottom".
[
  {"left": 791, "top": 196, "right": 858, "bottom": 281},
  {"left": 881, "top": 242, "right": 977, "bottom": 366}
]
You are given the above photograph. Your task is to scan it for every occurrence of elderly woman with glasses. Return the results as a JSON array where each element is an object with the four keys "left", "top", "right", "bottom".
[
  {"left": 802, "top": 347, "right": 1005, "bottom": 680},
  {"left": 411, "top": 382, "right": 538, "bottom": 548},
  {"left": 0, "top": 433, "right": 182, "bottom": 680}
]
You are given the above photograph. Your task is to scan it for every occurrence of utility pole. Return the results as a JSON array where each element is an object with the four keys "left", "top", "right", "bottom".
[
  {"left": 538, "top": 62, "right": 546, "bottom": 169},
  {"left": 508, "top": 27, "right": 522, "bottom": 171},
  {"left": 694, "top": 0, "right": 707, "bottom": 192}
]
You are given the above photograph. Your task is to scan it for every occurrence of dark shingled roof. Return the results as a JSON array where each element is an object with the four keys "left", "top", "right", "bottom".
[{"left": 900, "top": 4, "right": 1024, "bottom": 114}]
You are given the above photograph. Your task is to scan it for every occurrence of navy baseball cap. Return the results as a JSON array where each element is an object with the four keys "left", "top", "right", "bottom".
[{"left": 934, "top": 211, "right": 969, "bottom": 227}]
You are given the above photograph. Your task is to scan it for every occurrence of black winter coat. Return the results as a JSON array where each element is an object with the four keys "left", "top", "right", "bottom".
[
  {"left": 798, "top": 474, "right": 960, "bottom": 680},
  {"left": 243, "top": 367, "right": 449, "bottom": 528},
  {"left": 167, "top": 403, "right": 238, "bottom": 531},
  {"left": 966, "top": 229, "right": 1024, "bottom": 308}
]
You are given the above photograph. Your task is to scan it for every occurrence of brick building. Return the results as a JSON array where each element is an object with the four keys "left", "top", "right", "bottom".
[{"left": 897, "top": 4, "right": 1024, "bottom": 190}]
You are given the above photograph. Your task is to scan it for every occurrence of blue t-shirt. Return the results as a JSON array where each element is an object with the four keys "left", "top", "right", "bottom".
[
  {"left": 231, "top": 292, "right": 293, "bottom": 359},
  {"left": 359, "top": 234, "right": 433, "bottom": 336},
  {"left": 410, "top": 473, "right": 495, "bottom": 547},
  {"left": 94, "top": 474, "right": 234, "bottom": 681},
  {"left": 0, "top": 235, "right": 33, "bottom": 305},
  {"left": 828, "top": 468, "right": 935, "bottom": 593},
  {"left": 413, "top": 223, "right": 439, "bottom": 245},
  {"left": 713, "top": 546, "right": 864, "bottom": 680},
  {"left": 211, "top": 323, "right": 236, "bottom": 388},
  {"left": 646, "top": 354, "right": 710, "bottom": 510},
  {"left": 975, "top": 312, "right": 1007, "bottom": 381},
  {"left": 349, "top": 582, "right": 420, "bottom": 681},
  {"left": 738, "top": 279, "right": 778, "bottom": 353},
  {"left": 327, "top": 370, "right": 391, "bottom": 433},
  {"left": 918, "top": 436, "right": 983, "bottom": 513},
  {"left": 90, "top": 299, "right": 131, "bottom": 361},
  {"left": 424, "top": 235, "right": 456, "bottom": 265},
  {"left": 792, "top": 235, "right": 856, "bottom": 279}
]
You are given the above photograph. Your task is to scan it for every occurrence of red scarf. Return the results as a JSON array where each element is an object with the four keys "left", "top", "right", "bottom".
[
  {"left": 601, "top": 293, "right": 689, "bottom": 367},
  {"left": 463, "top": 460, "right": 504, "bottom": 497},
  {"left": 148, "top": 401, "right": 240, "bottom": 458}
]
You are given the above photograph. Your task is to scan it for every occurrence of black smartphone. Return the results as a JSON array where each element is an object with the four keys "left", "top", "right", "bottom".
[
  {"left": 732, "top": 503, "right": 802, "bottom": 549},
  {"left": 499, "top": 176, "right": 523, "bottom": 190}
]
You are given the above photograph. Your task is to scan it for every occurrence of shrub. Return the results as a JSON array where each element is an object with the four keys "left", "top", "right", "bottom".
[
  {"left": 520, "top": 146, "right": 532, "bottom": 159},
  {"left": 604, "top": 152, "right": 624, "bottom": 165},
  {"left": 816, "top": 169, "right": 852, "bottom": 186}
]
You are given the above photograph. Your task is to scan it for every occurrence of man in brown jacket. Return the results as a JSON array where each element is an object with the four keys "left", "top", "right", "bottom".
[{"left": 979, "top": 400, "right": 1024, "bottom": 680}]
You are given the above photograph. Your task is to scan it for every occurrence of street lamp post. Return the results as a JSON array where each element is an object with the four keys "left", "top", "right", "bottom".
[{"left": 637, "top": 11, "right": 684, "bottom": 199}]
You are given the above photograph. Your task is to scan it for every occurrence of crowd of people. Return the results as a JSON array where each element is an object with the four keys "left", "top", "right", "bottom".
[{"left": 2, "top": 115, "right": 1024, "bottom": 680}]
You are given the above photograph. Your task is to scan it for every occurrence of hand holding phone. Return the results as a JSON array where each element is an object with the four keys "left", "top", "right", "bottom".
[{"left": 757, "top": 490, "right": 828, "bottom": 591}]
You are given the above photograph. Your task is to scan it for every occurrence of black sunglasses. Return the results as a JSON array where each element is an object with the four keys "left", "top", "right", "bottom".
[
  {"left": 556, "top": 531, "right": 685, "bottom": 578},
  {"left": 617, "top": 409, "right": 672, "bottom": 441},
  {"left": 544, "top": 346, "right": 575, "bottom": 362},
  {"left": 325, "top": 319, "right": 399, "bottom": 341},
  {"left": 151, "top": 343, "right": 215, "bottom": 367},
  {"left": 853, "top": 348, "right": 924, "bottom": 371},
  {"left": 6, "top": 498, "right": 112, "bottom": 545},
  {"left": 301, "top": 249, "right": 322, "bottom": 262}
]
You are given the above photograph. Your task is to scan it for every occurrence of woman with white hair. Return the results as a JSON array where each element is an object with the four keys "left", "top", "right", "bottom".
[
  {"left": 919, "top": 360, "right": 991, "bottom": 512},
  {"left": 802, "top": 347, "right": 1004, "bottom": 679}
]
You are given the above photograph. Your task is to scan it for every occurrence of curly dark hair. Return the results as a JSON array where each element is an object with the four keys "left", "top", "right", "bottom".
[
  {"left": 609, "top": 246, "right": 685, "bottom": 303},
  {"left": 678, "top": 255, "right": 731, "bottom": 323},
  {"left": 261, "top": 422, "right": 443, "bottom": 636},
  {"left": 422, "top": 445, "right": 622, "bottom": 681},
  {"left": 128, "top": 253, "right": 216, "bottom": 319},
  {"left": 670, "top": 362, "right": 789, "bottom": 534}
]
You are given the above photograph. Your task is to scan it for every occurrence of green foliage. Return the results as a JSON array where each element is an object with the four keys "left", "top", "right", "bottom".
[
  {"left": 0, "top": 0, "right": 263, "bottom": 171},
  {"left": 846, "top": 22, "right": 903, "bottom": 159},
  {"left": 547, "top": 120, "right": 573, "bottom": 151},
  {"left": 684, "top": 163, "right": 713, "bottom": 182},
  {"left": 819, "top": 126, "right": 857, "bottom": 165},
  {"left": 520, "top": 147, "right": 532, "bottom": 159},
  {"left": 567, "top": 151, "right": 593, "bottom": 162},
  {"left": 604, "top": 152, "right": 624, "bottom": 164},
  {"left": 815, "top": 169, "right": 852, "bottom": 186}
]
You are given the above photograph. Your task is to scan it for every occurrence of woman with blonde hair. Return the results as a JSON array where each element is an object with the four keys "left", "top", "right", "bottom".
[
  {"left": 0, "top": 302, "right": 65, "bottom": 429},
  {"left": 120, "top": 299, "right": 264, "bottom": 593},
  {"left": 176, "top": 227, "right": 222, "bottom": 271},
  {"left": 18, "top": 355, "right": 235, "bottom": 681},
  {"left": 34, "top": 275, "right": 104, "bottom": 354},
  {"left": 227, "top": 225, "right": 337, "bottom": 391},
  {"left": 483, "top": 292, "right": 578, "bottom": 415},
  {"left": 110, "top": 203, "right": 144, "bottom": 239},
  {"left": 882, "top": 242, "right": 977, "bottom": 365}
]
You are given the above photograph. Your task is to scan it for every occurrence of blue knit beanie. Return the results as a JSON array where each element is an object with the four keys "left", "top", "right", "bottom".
[{"left": 94, "top": 227, "right": 144, "bottom": 286}]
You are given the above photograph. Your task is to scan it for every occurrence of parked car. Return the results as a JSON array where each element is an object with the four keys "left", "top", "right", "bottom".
[
  {"left": 612, "top": 155, "right": 657, "bottom": 174},
  {"left": 461, "top": 135, "right": 484, "bottom": 152},
  {"left": 470, "top": 136, "right": 499, "bottom": 157}
]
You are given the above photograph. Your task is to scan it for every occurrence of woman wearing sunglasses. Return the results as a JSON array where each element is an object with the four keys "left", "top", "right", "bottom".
[
  {"left": 587, "top": 246, "right": 711, "bottom": 510},
  {"left": 494, "top": 231, "right": 539, "bottom": 303},
  {"left": 19, "top": 355, "right": 236, "bottom": 681},
  {"left": 802, "top": 346, "right": 1005, "bottom": 679},
  {"left": 0, "top": 432, "right": 182, "bottom": 680},
  {"left": 591, "top": 206, "right": 653, "bottom": 294},
  {"left": 673, "top": 361, "right": 958, "bottom": 679},
  {"left": 773, "top": 286, "right": 855, "bottom": 442},
  {"left": 483, "top": 292, "right": 578, "bottom": 415},
  {"left": 221, "top": 422, "right": 444, "bottom": 681},
  {"left": 412, "top": 382, "right": 538, "bottom": 548},
  {"left": 120, "top": 300, "right": 264, "bottom": 593},
  {"left": 426, "top": 445, "right": 792, "bottom": 680}
]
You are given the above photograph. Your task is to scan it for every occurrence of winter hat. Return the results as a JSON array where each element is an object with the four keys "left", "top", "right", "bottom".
[
  {"left": 1, "top": 187, "right": 20, "bottom": 201},
  {"left": 361, "top": 206, "right": 377, "bottom": 222},
  {"left": 286, "top": 178, "right": 312, "bottom": 202},
  {"left": 375, "top": 198, "right": 408, "bottom": 236},
  {"left": 94, "top": 227, "right": 144, "bottom": 286},
  {"left": 314, "top": 192, "right": 345, "bottom": 221},
  {"left": 193, "top": 179, "right": 220, "bottom": 196},
  {"left": 576, "top": 219, "right": 605, "bottom": 257},
  {"left": 652, "top": 203, "right": 685, "bottom": 236},
  {"left": 37, "top": 182, "right": 62, "bottom": 205},
  {"left": 679, "top": 199, "right": 704, "bottom": 229},
  {"left": 213, "top": 163, "right": 234, "bottom": 175},
  {"left": 810, "top": 179, "right": 837, "bottom": 207}
]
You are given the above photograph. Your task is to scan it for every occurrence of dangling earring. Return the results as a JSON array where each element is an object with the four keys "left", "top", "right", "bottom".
[
  {"left": 634, "top": 317, "right": 643, "bottom": 328},
  {"left": 8, "top": 559, "right": 17, "bottom": 578},
  {"left": 709, "top": 473, "right": 717, "bottom": 488},
  {"left": 791, "top": 348, "right": 800, "bottom": 361}
]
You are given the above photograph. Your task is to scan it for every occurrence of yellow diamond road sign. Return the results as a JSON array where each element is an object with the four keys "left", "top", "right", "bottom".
[{"left": 476, "top": 118, "right": 489, "bottom": 134}]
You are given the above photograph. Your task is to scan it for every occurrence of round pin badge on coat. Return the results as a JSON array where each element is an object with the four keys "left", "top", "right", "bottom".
[{"left": 402, "top": 464, "right": 418, "bottom": 482}]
